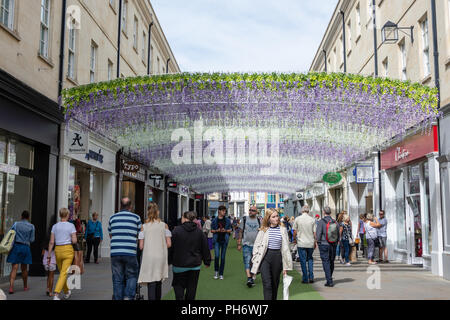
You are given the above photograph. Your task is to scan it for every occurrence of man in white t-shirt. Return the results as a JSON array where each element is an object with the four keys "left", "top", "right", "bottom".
[{"left": 293, "top": 205, "right": 317, "bottom": 284}]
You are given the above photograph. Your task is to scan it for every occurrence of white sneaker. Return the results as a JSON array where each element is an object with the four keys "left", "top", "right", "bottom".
[
  {"left": 53, "top": 294, "right": 61, "bottom": 300},
  {"left": 214, "top": 272, "right": 219, "bottom": 280},
  {"left": 63, "top": 290, "right": 71, "bottom": 300},
  {"left": 345, "top": 263, "right": 352, "bottom": 266},
  {"left": 219, "top": 275, "right": 224, "bottom": 280}
]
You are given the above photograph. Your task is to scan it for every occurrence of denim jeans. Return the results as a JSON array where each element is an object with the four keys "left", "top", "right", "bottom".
[
  {"left": 242, "top": 245, "right": 253, "bottom": 271},
  {"left": 318, "top": 244, "right": 337, "bottom": 285},
  {"left": 342, "top": 240, "right": 350, "bottom": 263},
  {"left": 297, "top": 247, "right": 314, "bottom": 282},
  {"left": 214, "top": 241, "right": 228, "bottom": 275},
  {"left": 111, "top": 255, "right": 139, "bottom": 300}
]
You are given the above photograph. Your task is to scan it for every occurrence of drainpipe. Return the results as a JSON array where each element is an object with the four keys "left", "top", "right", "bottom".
[
  {"left": 340, "top": 10, "right": 347, "bottom": 73},
  {"left": 55, "top": 0, "right": 67, "bottom": 221},
  {"left": 372, "top": 0, "right": 381, "bottom": 211},
  {"left": 431, "top": 0, "right": 444, "bottom": 266},
  {"left": 117, "top": 0, "right": 123, "bottom": 78},
  {"left": 147, "top": 22, "right": 154, "bottom": 75}
]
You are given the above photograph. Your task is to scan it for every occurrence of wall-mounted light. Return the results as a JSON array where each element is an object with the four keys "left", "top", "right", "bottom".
[{"left": 381, "top": 21, "right": 414, "bottom": 44}]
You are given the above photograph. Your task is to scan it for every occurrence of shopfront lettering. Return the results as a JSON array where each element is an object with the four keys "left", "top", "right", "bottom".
[
  {"left": 85, "top": 149, "right": 103, "bottom": 163},
  {"left": 122, "top": 161, "right": 140, "bottom": 173},
  {"left": 394, "top": 147, "right": 410, "bottom": 162}
]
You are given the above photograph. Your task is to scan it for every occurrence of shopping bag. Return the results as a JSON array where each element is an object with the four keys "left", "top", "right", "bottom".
[
  {"left": 0, "top": 289, "right": 6, "bottom": 300},
  {"left": 283, "top": 274, "right": 293, "bottom": 300},
  {"left": 0, "top": 229, "right": 16, "bottom": 255},
  {"left": 72, "top": 249, "right": 85, "bottom": 275},
  {"left": 350, "top": 245, "right": 357, "bottom": 262}
]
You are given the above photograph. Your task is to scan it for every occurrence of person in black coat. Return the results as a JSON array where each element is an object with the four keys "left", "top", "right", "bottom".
[{"left": 170, "top": 211, "right": 211, "bottom": 300}]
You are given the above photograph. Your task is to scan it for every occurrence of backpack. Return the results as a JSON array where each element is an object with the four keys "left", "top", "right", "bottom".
[
  {"left": 325, "top": 218, "right": 339, "bottom": 244},
  {"left": 242, "top": 216, "right": 260, "bottom": 234}
]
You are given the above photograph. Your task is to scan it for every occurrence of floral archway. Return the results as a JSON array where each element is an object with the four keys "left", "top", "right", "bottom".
[{"left": 61, "top": 72, "right": 439, "bottom": 194}]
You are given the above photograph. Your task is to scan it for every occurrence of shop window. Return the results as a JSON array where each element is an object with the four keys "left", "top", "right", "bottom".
[
  {"left": 408, "top": 165, "right": 420, "bottom": 194},
  {"left": 8, "top": 140, "right": 34, "bottom": 170},
  {"left": 395, "top": 170, "right": 407, "bottom": 250},
  {"left": 0, "top": 136, "right": 6, "bottom": 163}
]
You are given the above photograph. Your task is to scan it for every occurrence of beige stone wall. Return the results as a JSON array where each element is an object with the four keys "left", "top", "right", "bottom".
[
  {"left": 0, "top": 0, "right": 180, "bottom": 101},
  {"left": 310, "top": 0, "right": 449, "bottom": 108},
  {"left": 0, "top": 0, "right": 64, "bottom": 101}
]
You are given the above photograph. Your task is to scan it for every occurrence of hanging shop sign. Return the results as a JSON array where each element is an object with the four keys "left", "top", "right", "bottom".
[
  {"left": 179, "top": 185, "right": 189, "bottom": 196},
  {"left": 267, "top": 203, "right": 276, "bottom": 209},
  {"left": 67, "top": 130, "right": 88, "bottom": 154},
  {"left": 122, "top": 160, "right": 140, "bottom": 173},
  {"left": 323, "top": 172, "right": 342, "bottom": 185},
  {"left": 354, "top": 165, "right": 374, "bottom": 183},
  {"left": 0, "top": 163, "right": 19, "bottom": 175},
  {"left": 149, "top": 174, "right": 163, "bottom": 180},
  {"left": 296, "top": 192, "right": 304, "bottom": 200},
  {"left": 381, "top": 126, "right": 438, "bottom": 170},
  {"left": 168, "top": 182, "right": 178, "bottom": 188},
  {"left": 85, "top": 149, "right": 104, "bottom": 164},
  {"left": 278, "top": 203, "right": 284, "bottom": 208}
]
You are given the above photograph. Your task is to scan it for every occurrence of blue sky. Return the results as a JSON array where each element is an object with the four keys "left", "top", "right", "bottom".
[{"left": 151, "top": 0, "right": 337, "bottom": 73}]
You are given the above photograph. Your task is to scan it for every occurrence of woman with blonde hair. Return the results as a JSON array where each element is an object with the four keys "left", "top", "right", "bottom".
[
  {"left": 138, "top": 203, "right": 171, "bottom": 300},
  {"left": 251, "top": 209, "right": 293, "bottom": 300},
  {"left": 365, "top": 213, "right": 381, "bottom": 265},
  {"left": 339, "top": 214, "right": 353, "bottom": 266},
  {"left": 48, "top": 208, "right": 77, "bottom": 300}
]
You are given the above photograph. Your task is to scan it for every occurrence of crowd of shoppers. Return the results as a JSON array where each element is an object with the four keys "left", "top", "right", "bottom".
[{"left": 3, "top": 196, "right": 391, "bottom": 300}]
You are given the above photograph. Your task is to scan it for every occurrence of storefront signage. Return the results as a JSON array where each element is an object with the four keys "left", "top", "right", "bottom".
[
  {"left": 267, "top": 203, "right": 276, "bottom": 208},
  {"left": 179, "top": 185, "right": 189, "bottom": 195},
  {"left": 323, "top": 172, "right": 342, "bottom": 184},
  {"left": 278, "top": 203, "right": 284, "bottom": 208},
  {"left": 149, "top": 174, "right": 163, "bottom": 180},
  {"left": 122, "top": 160, "right": 140, "bottom": 173},
  {"left": 296, "top": 192, "right": 304, "bottom": 200},
  {"left": 85, "top": 149, "right": 103, "bottom": 164},
  {"left": 168, "top": 182, "right": 178, "bottom": 188},
  {"left": 355, "top": 165, "right": 374, "bottom": 183},
  {"left": 0, "top": 163, "right": 19, "bottom": 175},
  {"left": 67, "top": 130, "right": 88, "bottom": 154},
  {"left": 195, "top": 194, "right": 204, "bottom": 200},
  {"left": 381, "top": 126, "right": 438, "bottom": 170}
]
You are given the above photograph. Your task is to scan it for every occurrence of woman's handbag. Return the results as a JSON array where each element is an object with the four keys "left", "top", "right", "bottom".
[
  {"left": 0, "top": 229, "right": 16, "bottom": 255},
  {"left": 72, "top": 243, "right": 85, "bottom": 274}
]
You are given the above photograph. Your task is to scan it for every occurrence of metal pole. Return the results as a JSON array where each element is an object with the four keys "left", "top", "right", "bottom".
[{"left": 117, "top": 0, "right": 123, "bottom": 78}]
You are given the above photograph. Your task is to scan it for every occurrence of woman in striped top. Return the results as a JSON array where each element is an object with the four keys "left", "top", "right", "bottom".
[{"left": 251, "top": 209, "right": 293, "bottom": 300}]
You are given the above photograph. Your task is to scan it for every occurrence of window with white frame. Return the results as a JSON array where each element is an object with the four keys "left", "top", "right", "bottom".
[
  {"left": 39, "top": 0, "right": 50, "bottom": 58},
  {"left": 0, "top": 0, "right": 14, "bottom": 30},
  {"left": 133, "top": 16, "right": 138, "bottom": 50},
  {"left": 90, "top": 41, "right": 97, "bottom": 83},
  {"left": 347, "top": 20, "right": 352, "bottom": 52},
  {"left": 108, "top": 59, "right": 113, "bottom": 81},
  {"left": 142, "top": 32, "right": 146, "bottom": 61},
  {"left": 356, "top": 3, "right": 361, "bottom": 36},
  {"left": 367, "top": 0, "right": 372, "bottom": 23},
  {"left": 121, "top": 0, "right": 127, "bottom": 33},
  {"left": 68, "top": 19, "right": 77, "bottom": 79},
  {"left": 339, "top": 36, "right": 344, "bottom": 67},
  {"left": 382, "top": 57, "right": 388, "bottom": 77},
  {"left": 399, "top": 41, "right": 407, "bottom": 80},
  {"left": 421, "top": 17, "right": 430, "bottom": 77},
  {"left": 157, "top": 56, "right": 160, "bottom": 74},
  {"left": 333, "top": 47, "right": 337, "bottom": 71}
]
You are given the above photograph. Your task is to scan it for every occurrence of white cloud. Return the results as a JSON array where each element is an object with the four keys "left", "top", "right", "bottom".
[{"left": 151, "top": 0, "right": 337, "bottom": 73}]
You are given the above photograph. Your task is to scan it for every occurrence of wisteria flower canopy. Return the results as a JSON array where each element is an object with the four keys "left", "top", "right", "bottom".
[{"left": 61, "top": 72, "right": 439, "bottom": 195}]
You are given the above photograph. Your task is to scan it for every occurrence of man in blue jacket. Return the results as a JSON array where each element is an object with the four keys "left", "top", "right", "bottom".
[{"left": 210, "top": 205, "right": 232, "bottom": 280}]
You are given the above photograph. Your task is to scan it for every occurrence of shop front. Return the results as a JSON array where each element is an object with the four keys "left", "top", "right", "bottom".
[
  {"left": 381, "top": 126, "right": 440, "bottom": 269},
  {"left": 118, "top": 156, "right": 147, "bottom": 222},
  {"left": 58, "top": 123, "right": 120, "bottom": 258},
  {"left": 0, "top": 69, "right": 62, "bottom": 278},
  {"left": 327, "top": 172, "right": 347, "bottom": 218}
]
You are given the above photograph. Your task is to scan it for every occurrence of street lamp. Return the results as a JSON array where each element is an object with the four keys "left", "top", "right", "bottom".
[{"left": 381, "top": 21, "right": 414, "bottom": 44}]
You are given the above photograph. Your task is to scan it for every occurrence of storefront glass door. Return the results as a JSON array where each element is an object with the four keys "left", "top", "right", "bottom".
[{"left": 406, "top": 165, "right": 423, "bottom": 265}]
